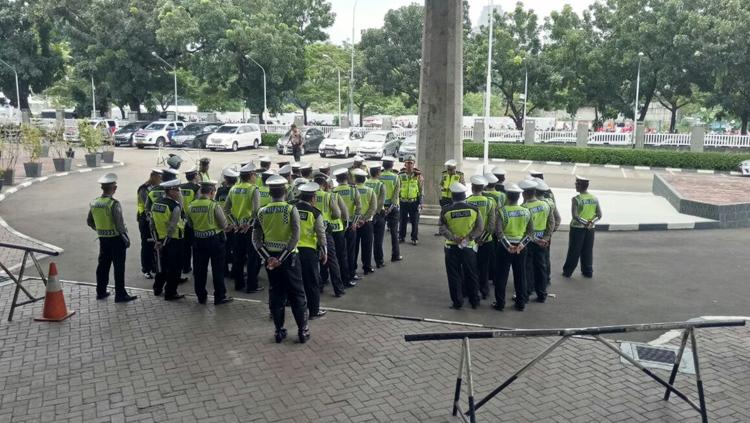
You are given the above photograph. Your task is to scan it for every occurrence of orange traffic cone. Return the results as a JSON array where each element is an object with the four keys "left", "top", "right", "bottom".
[{"left": 35, "top": 262, "right": 75, "bottom": 322}]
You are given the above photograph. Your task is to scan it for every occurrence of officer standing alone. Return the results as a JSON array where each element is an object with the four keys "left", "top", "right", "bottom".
[
  {"left": 398, "top": 156, "right": 422, "bottom": 245},
  {"left": 379, "top": 156, "right": 402, "bottom": 262},
  {"left": 563, "top": 176, "right": 602, "bottom": 278}
]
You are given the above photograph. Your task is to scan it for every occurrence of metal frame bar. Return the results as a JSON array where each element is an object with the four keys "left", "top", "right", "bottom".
[{"left": 0, "top": 242, "right": 58, "bottom": 321}]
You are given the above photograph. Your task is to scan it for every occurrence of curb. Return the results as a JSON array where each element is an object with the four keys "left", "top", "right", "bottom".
[{"left": 417, "top": 214, "right": 720, "bottom": 231}]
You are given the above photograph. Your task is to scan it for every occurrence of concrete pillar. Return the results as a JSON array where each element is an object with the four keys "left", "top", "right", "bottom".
[
  {"left": 417, "top": 0, "right": 463, "bottom": 205},
  {"left": 382, "top": 116, "right": 392, "bottom": 130},
  {"left": 576, "top": 122, "right": 588, "bottom": 147},
  {"left": 21, "top": 109, "right": 31, "bottom": 123},
  {"left": 524, "top": 120, "right": 535, "bottom": 145},
  {"left": 127, "top": 111, "right": 139, "bottom": 122},
  {"left": 634, "top": 121, "right": 645, "bottom": 149},
  {"left": 206, "top": 112, "right": 217, "bottom": 122},
  {"left": 690, "top": 125, "right": 705, "bottom": 152},
  {"left": 91, "top": 109, "right": 98, "bottom": 119},
  {"left": 55, "top": 109, "right": 65, "bottom": 127},
  {"left": 340, "top": 116, "right": 351, "bottom": 128},
  {"left": 472, "top": 118, "right": 484, "bottom": 143},
  {"left": 293, "top": 115, "right": 304, "bottom": 127}
]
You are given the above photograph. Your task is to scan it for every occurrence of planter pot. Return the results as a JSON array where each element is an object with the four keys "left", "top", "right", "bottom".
[
  {"left": 3, "top": 169, "right": 15, "bottom": 185},
  {"left": 101, "top": 150, "right": 115, "bottom": 163},
  {"left": 53, "top": 157, "right": 73, "bottom": 172},
  {"left": 40, "top": 144, "right": 50, "bottom": 158},
  {"left": 23, "top": 162, "right": 43, "bottom": 178},
  {"left": 85, "top": 153, "right": 101, "bottom": 168}
]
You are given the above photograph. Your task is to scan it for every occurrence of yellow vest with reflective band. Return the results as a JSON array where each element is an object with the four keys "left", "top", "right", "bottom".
[
  {"left": 151, "top": 198, "right": 184, "bottom": 240},
  {"left": 228, "top": 182, "right": 257, "bottom": 224},
  {"left": 258, "top": 201, "right": 297, "bottom": 253},
  {"left": 137, "top": 183, "right": 150, "bottom": 215},
  {"left": 380, "top": 170, "right": 398, "bottom": 206},
  {"left": 90, "top": 197, "right": 119, "bottom": 238},
  {"left": 333, "top": 185, "right": 356, "bottom": 218},
  {"left": 258, "top": 185, "right": 272, "bottom": 208},
  {"left": 255, "top": 177, "right": 264, "bottom": 188},
  {"left": 399, "top": 172, "right": 420, "bottom": 201},
  {"left": 443, "top": 204, "right": 478, "bottom": 248},
  {"left": 327, "top": 191, "right": 346, "bottom": 232},
  {"left": 364, "top": 178, "right": 383, "bottom": 209},
  {"left": 297, "top": 202, "right": 319, "bottom": 250},
  {"left": 187, "top": 198, "right": 220, "bottom": 238},
  {"left": 315, "top": 190, "right": 340, "bottom": 230},
  {"left": 484, "top": 190, "right": 506, "bottom": 208},
  {"left": 500, "top": 205, "right": 531, "bottom": 242},
  {"left": 440, "top": 171, "right": 463, "bottom": 199},
  {"left": 356, "top": 184, "right": 374, "bottom": 218},
  {"left": 523, "top": 199, "right": 551, "bottom": 239},
  {"left": 467, "top": 194, "right": 495, "bottom": 241},
  {"left": 147, "top": 187, "right": 165, "bottom": 208},
  {"left": 571, "top": 193, "right": 598, "bottom": 228},
  {"left": 199, "top": 171, "right": 210, "bottom": 182},
  {"left": 180, "top": 183, "right": 198, "bottom": 209}
]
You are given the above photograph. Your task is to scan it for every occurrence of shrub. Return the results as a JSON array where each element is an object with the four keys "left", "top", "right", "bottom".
[
  {"left": 78, "top": 120, "right": 103, "bottom": 154},
  {"left": 20, "top": 124, "right": 43, "bottom": 163},
  {"left": 462, "top": 143, "right": 750, "bottom": 171},
  {"left": 261, "top": 133, "right": 281, "bottom": 146}
]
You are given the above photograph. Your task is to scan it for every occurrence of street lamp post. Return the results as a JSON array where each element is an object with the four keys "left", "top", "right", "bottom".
[
  {"left": 91, "top": 76, "right": 96, "bottom": 118},
  {"left": 483, "top": 0, "right": 494, "bottom": 168},
  {"left": 323, "top": 54, "right": 342, "bottom": 127},
  {"left": 522, "top": 65, "right": 528, "bottom": 133},
  {"left": 245, "top": 55, "right": 268, "bottom": 123},
  {"left": 151, "top": 52, "right": 178, "bottom": 119},
  {"left": 349, "top": 0, "right": 358, "bottom": 127},
  {"left": 633, "top": 51, "right": 644, "bottom": 143},
  {"left": 0, "top": 58, "right": 21, "bottom": 120}
]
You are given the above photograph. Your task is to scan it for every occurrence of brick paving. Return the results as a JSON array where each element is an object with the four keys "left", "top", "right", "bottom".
[
  {"left": 0, "top": 282, "right": 747, "bottom": 423},
  {"left": 664, "top": 174, "right": 750, "bottom": 205}
]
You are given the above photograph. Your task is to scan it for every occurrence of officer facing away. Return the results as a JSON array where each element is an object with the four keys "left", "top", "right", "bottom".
[
  {"left": 225, "top": 162, "right": 262, "bottom": 293},
  {"left": 198, "top": 157, "right": 211, "bottom": 182},
  {"left": 137, "top": 168, "right": 162, "bottom": 279},
  {"left": 87, "top": 173, "right": 138, "bottom": 302},
  {"left": 151, "top": 179, "right": 187, "bottom": 301},
  {"left": 466, "top": 175, "right": 497, "bottom": 300},
  {"left": 563, "top": 176, "right": 602, "bottom": 278},
  {"left": 181, "top": 168, "right": 200, "bottom": 274},
  {"left": 332, "top": 167, "right": 361, "bottom": 284},
  {"left": 494, "top": 183, "right": 534, "bottom": 311},
  {"left": 379, "top": 156, "right": 402, "bottom": 262},
  {"left": 296, "top": 182, "right": 328, "bottom": 319},
  {"left": 352, "top": 168, "right": 377, "bottom": 275},
  {"left": 314, "top": 173, "right": 346, "bottom": 297},
  {"left": 253, "top": 175, "right": 310, "bottom": 344},
  {"left": 520, "top": 179, "right": 554, "bottom": 303}
]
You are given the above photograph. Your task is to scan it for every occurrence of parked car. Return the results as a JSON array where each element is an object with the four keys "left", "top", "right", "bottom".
[
  {"left": 356, "top": 130, "right": 400, "bottom": 160},
  {"left": 64, "top": 119, "right": 119, "bottom": 142},
  {"left": 134, "top": 121, "right": 185, "bottom": 148},
  {"left": 318, "top": 128, "right": 363, "bottom": 158},
  {"left": 397, "top": 135, "right": 417, "bottom": 161},
  {"left": 171, "top": 123, "right": 221, "bottom": 149},
  {"left": 114, "top": 121, "right": 150, "bottom": 146},
  {"left": 206, "top": 123, "right": 262, "bottom": 151},
  {"left": 276, "top": 127, "right": 326, "bottom": 155}
]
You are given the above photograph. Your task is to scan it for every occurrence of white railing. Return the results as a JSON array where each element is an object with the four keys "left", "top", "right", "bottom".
[
  {"left": 587, "top": 133, "right": 631, "bottom": 145},
  {"left": 462, "top": 128, "right": 473, "bottom": 139},
  {"left": 644, "top": 133, "right": 691, "bottom": 146},
  {"left": 393, "top": 128, "right": 417, "bottom": 138},
  {"left": 704, "top": 134, "right": 750, "bottom": 148},
  {"left": 535, "top": 131, "right": 577, "bottom": 143},
  {"left": 260, "top": 124, "right": 290, "bottom": 134},
  {"left": 487, "top": 129, "right": 523, "bottom": 143}
]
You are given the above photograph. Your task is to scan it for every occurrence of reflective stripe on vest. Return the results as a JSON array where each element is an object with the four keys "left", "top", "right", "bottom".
[
  {"left": 298, "top": 207, "right": 318, "bottom": 250},
  {"left": 399, "top": 172, "right": 419, "bottom": 201},
  {"left": 136, "top": 184, "right": 149, "bottom": 215},
  {"left": 187, "top": 198, "right": 220, "bottom": 238},
  {"left": 180, "top": 183, "right": 197, "bottom": 209},
  {"left": 258, "top": 202, "right": 296, "bottom": 252},
  {"left": 441, "top": 172, "right": 462, "bottom": 199},
  {"left": 151, "top": 198, "right": 184, "bottom": 240},
  {"left": 147, "top": 187, "right": 165, "bottom": 207},
  {"left": 501, "top": 205, "right": 530, "bottom": 242},
  {"left": 571, "top": 193, "right": 598, "bottom": 228},
  {"left": 466, "top": 195, "right": 494, "bottom": 228},
  {"left": 524, "top": 199, "right": 550, "bottom": 238},
  {"left": 228, "top": 182, "right": 257, "bottom": 224},
  {"left": 333, "top": 185, "right": 356, "bottom": 217},
  {"left": 258, "top": 185, "right": 272, "bottom": 208},
  {"left": 443, "top": 206, "right": 478, "bottom": 247},
  {"left": 380, "top": 171, "right": 398, "bottom": 205},
  {"left": 90, "top": 197, "right": 119, "bottom": 238}
]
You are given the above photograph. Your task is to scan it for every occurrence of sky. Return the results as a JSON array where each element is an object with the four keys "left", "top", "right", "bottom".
[{"left": 325, "top": 0, "right": 596, "bottom": 45}]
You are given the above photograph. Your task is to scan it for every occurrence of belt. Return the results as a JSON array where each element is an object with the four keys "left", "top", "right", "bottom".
[
  {"left": 97, "top": 229, "right": 117, "bottom": 237},
  {"left": 194, "top": 229, "right": 220, "bottom": 238}
]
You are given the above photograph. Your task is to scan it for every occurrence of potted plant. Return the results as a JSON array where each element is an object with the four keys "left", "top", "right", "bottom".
[
  {"left": 101, "top": 129, "right": 115, "bottom": 163},
  {"left": 21, "top": 123, "right": 44, "bottom": 177},
  {"left": 49, "top": 125, "right": 73, "bottom": 172},
  {"left": 0, "top": 124, "right": 21, "bottom": 185},
  {"left": 79, "top": 120, "right": 103, "bottom": 167}
]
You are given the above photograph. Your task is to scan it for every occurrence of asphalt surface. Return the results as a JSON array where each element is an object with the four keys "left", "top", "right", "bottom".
[{"left": 3, "top": 147, "right": 748, "bottom": 341}]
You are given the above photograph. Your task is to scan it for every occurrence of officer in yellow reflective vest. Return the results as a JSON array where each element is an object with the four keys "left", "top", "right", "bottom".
[
  {"left": 136, "top": 168, "right": 162, "bottom": 279},
  {"left": 494, "top": 183, "right": 534, "bottom": 311},
  {"left": 439, "top": 159, "right": 465, "bottom": 208},
  {"left": 380, "top": 156, "right": 402, "bottom": 262},
  {"left": 563, "top": 176, "right": 602, "bottom": 278},
  {"left": 520, "top": 179, "right": 554, "bottom": 303},
  {"left": 198, "top": 157, "right": 211, "bottom": 182},
  {"left": 216, "top": 168, "right": 239, "bottom": 275},
  {"left": 398, "top": 155, "right": 423, "bottom": 245},
  {"left": 87, "top": 173, "right": 137, "bottom": 302},
  {"left": 253, "top": 175, "right": 310, "bottom": 344},
  {"left": 258, "top": 169, "right": 274, "bottom": 207},
  {"left": 466, "top": 175, "right": 497, "bottom": 300},
  {"left": 299, "top": 162, "right": 313, "bottom": 179},
  {"left": 151, "top": 179, "right": 186, "bottom": 301},
  {"left": 353, "top": 168, "right": 377, "bottom": 276},
  {"left": 365, "top": 167, "right": 387, "bottom": 267},
  {"left": 224, "top": 162, "right": 262, "bottom": 293},
  {"left": 296, "top": 182, "right": 328, "bottom": 319},
  {"left": 332, "top": 167, "right": 361, "bottom": 283},
  {"left": 348, "top": 156, "right": 369, "bottom": 185},
  {"left": 534, "top": 178, "right": 560, "bottom": 288},
  {"left": 483, "top": 173, "right": 507, "bottom": 208},
  {"left": 181, "top": 168, "right": 200, "bottom": 274},
  {"left": 258, "top": 156, "right": 272, "bottom": 174},
  {"left": 145, "top": 168, "right": 178, "bottom": 212},
  {"left": 491, "top": 167, "right": 507, "bottom": 192},
  {"left": 313, "top": 173, "right": 346, "bottom": 296},
  {"left": 187, "top": 180, "right": 233, "bottom": 305}
]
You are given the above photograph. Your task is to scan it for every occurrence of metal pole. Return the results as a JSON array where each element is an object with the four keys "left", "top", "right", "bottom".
[
  {"left": 463, "top": 338, "right": 477, "bottom": 423},
  {"left": 483, "top": 0, "right": 494, "bottom": 168},
  {"left": 522, "top": 66, "right": 528, "bottom": 132},
  {"left": 452, "top": 339, "right": 467, "bottom": 416},
  {"left": 633, "top": 53, "right": 643, "bottom": 143},
  {"left": 337, "top": 68, "right": 342, "bottom": 127},
  {"left": 349, "top": 0, "right": 358, "bottom": 126},
  {"left": 689, "top": 329, "right": 709, "bottom": 423},
  {"left": 663, "top": 329, "right": 690, "bottom": 401},
  {"left": 246, "top": 56, "right": 267, "bottom": 122},
  {"left": 91, "top": 76, "right": 96, "bottom": 117},
  {"left": 174, "top": 68, "right": 178, "bottom": 118}
]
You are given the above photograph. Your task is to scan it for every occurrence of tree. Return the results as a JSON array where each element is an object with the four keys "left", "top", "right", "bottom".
[{"left": 272, "top": 0, "right": 335, "bottom": 44}]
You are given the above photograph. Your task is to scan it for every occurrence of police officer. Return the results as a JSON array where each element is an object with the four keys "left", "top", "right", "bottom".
[
  {"left": 494, "top": 183, "right": 534, "bottom": 311},
  {"left": 483, "top": 173, "right": 506, "bottom": 208},
  {"left": 296, "top": 182, "right": 328, "bottom": 319},
  {"left": 318, "top": 163, "right": 331, "bottom": 177},
  {"left": 314, "top": 173, "right": 346, "bottom": 297},
  {"left": 349, "top": 156, "right": 369, "bottom": 184},
  {"left": 353, "top": 168, "right": 377, "bottom": 275},
  {"left": 398, "top": 155, "right": 422, "bottom": 245},
  {"left": 365, "top": 167, "right": 387, "bottom": 267},
  {"left": 291, "top": 161, "right": 302, "bottom": 179},
  {"left": 181, "top": 168, "right": 200, "bottom": 274},
  {"left": 534, "top": 178, "right": 560, "bottom": 287},
  {"left": 380, "top": 156, "right": 402, "bottom": 262},
  {"left": 439, "top": 182, "right": 483, "bottom": 309},
  {"left": 520, "top": 179, "right": 554, "bottom": 303},
  {"left": 145, "top": 168, "right": 178, "bottom": 212},
  {"left": 529, "top": 170, "right": 555, "bottom": 203},
  {"left": 291, "top": 177, "right": 309, "bottom": 201},
  {"left": 137, "top": 168, "right": 162, "bottom": 279},
  {"left": 439, "top": 160, "right": 465, "bottom": 208},
  {"left": 299, "top": 162, "right": 313, "bottom": 179},
  {"left": 87, "top": 173, "right": 138, "bottom": 302},
  {"left": 224, "top": 162, "right": 262, "bottom": 293},
  {"left": 253, "top": 175, "right": 310, "bottom": 344},
  {"left": 217, "top": 168, "right": 239, "bottom": 274},
  {"left": 198, "top": 157, "right": 211, "bottom": 182},
  {"left": 258, "top": 156, "right": 272, "bottom": 173},
  {"left": 492, "top": 167, "right": 507, "bottom": 192},
  {"left": 151, "top": 178, "right": 186, "bottom": 301},
  {"left": 563, "top": 176, "right": 602, "bottom": 278},
  {"left": 258, "top": 169, "right": 274, "bottom": 208},
  {"left": 187, "top": 180, "right": 233, "bottom": 305},
  {"left": 466, "top": 175, "right": 496, "bottom": 300},
  {"left": 332, "top": 167, "right": 361, "bottom": 283}
]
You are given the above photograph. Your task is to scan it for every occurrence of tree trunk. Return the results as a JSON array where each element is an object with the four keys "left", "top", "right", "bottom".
[
  {"left": 741, "top": 112, "right": 749, "bottom": 135},
  {"left": 358, "top": 104, "right": 365, "bottom": 127},
  {"left": 669, "top": 106, "right": 678, "bottom": 133},
  {"left": 512, "top": 114, "right": 523, "bottom": 130},
  {"left": 117, "top": 104, "right": 126, "bottom": 120},
  {"left": 128, "top": 98, "right": 141, "bottom": 118},
  {"left": 302, "top": 106, "right": 308, "bottom": 125},
  {"left": 19, "top": 84, "right": 30, "bottom": 110}
]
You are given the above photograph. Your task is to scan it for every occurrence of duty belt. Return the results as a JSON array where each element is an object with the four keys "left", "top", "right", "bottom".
[
  {"left": 534, "top": 230, "right": 545, "bottom": 239},
  {"left": 263, "top": 241, "right": 288, "bottom": 252},
  {"left": 97, "top": 229, "right": 117, "bottom": 237},
  {"left": 194, "top": 229, "right": 220, "bottom": 238}
]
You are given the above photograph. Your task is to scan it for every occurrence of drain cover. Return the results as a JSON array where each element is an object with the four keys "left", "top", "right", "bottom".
[{"left": 619, "top": 342, "right": 695, "bottom": 374}]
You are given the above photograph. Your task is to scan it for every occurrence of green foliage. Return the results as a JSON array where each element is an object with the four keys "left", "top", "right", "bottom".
[
  {"left": 0, "top": 124, "right": 21, "bottom": 171},
  {"left": 261, "top": 133, "right": 281, "bottom": 146},
  {"left": 77, "top": 120, "right": 103, "bottom": 154},
  {"left": 20, "top": 124, "right": 43, "bottom": 163},
  {"left": 47, "top": 125, "right": 70, "bottom": 159},
  {"left": 462, "top": 143, "right": 750, "bottom": 171}
]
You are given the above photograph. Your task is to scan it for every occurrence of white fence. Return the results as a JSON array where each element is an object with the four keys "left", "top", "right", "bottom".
[
  {"left": 535, "top": 131, "right": 577, "bottom": 143},
  {"left": 462, "top": 128, "right": 473, "bottom": 139},
  {"left": 487, "top": 129, "right": 524, "bottom": 143},
  {"left": 645, "top": 133, "right": 691, "bottom": 146},
  {"left": 705, "top": 134, "right": 750, "bottom": 148},
  {"left": 587, "top": 133, "right": 631, "bottom": 146}
]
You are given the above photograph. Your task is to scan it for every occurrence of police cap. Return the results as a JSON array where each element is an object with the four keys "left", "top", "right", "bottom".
[
  {"left": 266, "top": 175, "right": 288, "bottom": 187},
  {"left": 470, "top": 175, "right": 488, "bottom": 187}
]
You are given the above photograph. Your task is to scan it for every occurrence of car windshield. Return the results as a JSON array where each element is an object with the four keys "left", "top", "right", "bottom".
[
  {"left": 363, "top": 133, "right": 386, "bottom": 142},
  {"left": 180, "top": 124, "right": 204, "bottom": 134},
  {"left": 328, "top": 130, "right": 350, "bottom": 140},
  {"left": 146, "top": 123, "right": 165, "bottom": 130},
  {"left": 216, "top": 126, "right": 238, "bottom": 134},
  {"left": 119, "top": 123, "right": 142, "bottom": 131}
]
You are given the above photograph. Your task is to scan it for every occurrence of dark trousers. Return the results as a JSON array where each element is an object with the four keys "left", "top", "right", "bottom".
[
  {"left": 355, "top": 221, "right": 374, "bottom": 272},
  {"left": 96, "top": 236, "right": 128, "bottom": 298},
  {"left": 225, "top": 232, "right": 235, "bottom": 274},
  {"left": 385, "top": 207, "right": 400, "bottom": 258},
  {"left": 345, "top": 227, "right": 358, "bottom": 278},
  {"left": 138, "top": 216, "right": 155, "bottom": 274},
  {"left": 233, "top": 231, "right": 261, "bottom": 290},
  {"left": 545, "top": 239, "right": 552, "bottom": 286},
  {"left": 154, "top": 238, "right": 183, "bottom": 298},
  {"left": 563, "top": 227, "right": 595, "bottom": 277},
  {"left": 299, "top": 247, "right": 322, "bottom": 316},
  {"left": 373, "top": 212, "right": 386, "bottom": 265},
  {"left": 266, "top": 253, "right": 307, "bottom": 331},
  {"left": 319, "top": 232, "right": 344, "bottom": 295},
  {"left": 399, "top": 201, "right": 419, "bottom": 241},
  {"left": 193, "top": 234, "right": 227, "bottom": 302},
  {"left": 525, "top": 242, "right": 549, "bottom": 299},
  {"left": 182, "top": 226, "right": 194, "bottom": 273},
  {"left": 333, "top": 230, "right": 351, "bottom": 283},
  {"left": 292, "top": 146, "right": 301, "bottom": 162},
  {"left": 476, "top": 242, "right": 494, "bottom": 298},
  {"left": 495, "top": 245, "right": 527, "bottom": 308},
  {"left": 444, "top": 245, "right": 480, "bottom": 308}
]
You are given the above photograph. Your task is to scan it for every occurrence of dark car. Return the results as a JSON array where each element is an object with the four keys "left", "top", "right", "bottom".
[
  {"left": 276, "top": 127, "right": 326, "bottom": 155},
  {"left": 171, "top": 123, "right": 221, "bottom": 148},
  {"left": 114, "top": 121, "right": 150, "bottom": 146}
]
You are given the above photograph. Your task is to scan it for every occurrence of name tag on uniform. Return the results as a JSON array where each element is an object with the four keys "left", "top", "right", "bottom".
[
  {"left": 152, "top": 204, "right": 167, "bottom": 213},
  {"left": 450, "top": 210, "right": 471, "bottom": 218}
]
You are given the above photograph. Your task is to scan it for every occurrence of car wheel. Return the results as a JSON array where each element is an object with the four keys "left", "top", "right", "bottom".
[
  {"left": 320, "top": 152, "right": 326, "bottom": 158},
  {"left": 232, "top": 141, "right": 239, "bottom": 152},
  {"left": 253, "top": 139, "right": 259, "bottom": 149},
  {"left": 136, "top": 145, "right": 144, "bottom": 149},
  {"left": 344, "top": 147, "right": 349, "bottom": 158},
  {"left": 156, "top": 137, "right": 165, "bottom": 147}
]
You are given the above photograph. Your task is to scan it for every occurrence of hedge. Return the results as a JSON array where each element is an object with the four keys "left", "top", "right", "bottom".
[
  {"left": 463, "top": 143, "right": 750, "bottom": 171},
  {"left": 261, "top": 133, "right": 281, "bottom": 146}
]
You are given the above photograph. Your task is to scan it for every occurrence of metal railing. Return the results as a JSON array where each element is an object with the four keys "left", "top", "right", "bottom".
[
  {"left": 588, "top": 132, "right": 632, "bottom": 145},
  {"left": 705, "top": 134, "right": 750, "bottom": 148},
  {"left": 486, "top": 129, "right": 523, "bottom": 143},
  {"left": 645, "top": 133, "right": 692, "bottom": 146},
  {"left": 462, "top": 128, "right": 474, "bottom": 139},
  {"left": 0, "top": 241, "right": 61, "bottom": 321},
  {"left": 535, "top": 130, "right": 577, "bottom": 143},
  {"left": 405, "top": 319, "right": 746, "bottom": 423}
]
